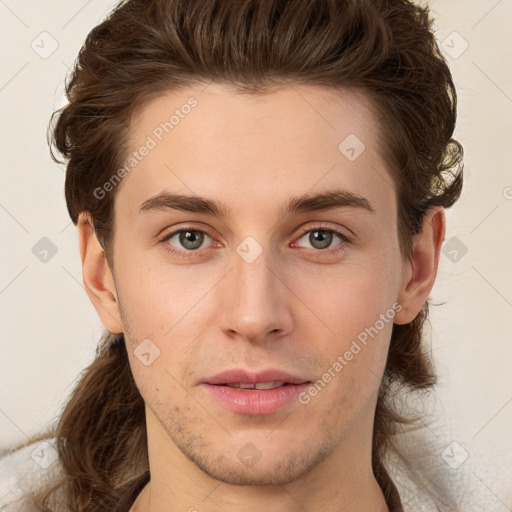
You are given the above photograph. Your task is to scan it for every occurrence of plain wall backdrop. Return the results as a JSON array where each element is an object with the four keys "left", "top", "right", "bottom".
[{"left": 1, "top": 0, "right": 511, "bottom": 509}]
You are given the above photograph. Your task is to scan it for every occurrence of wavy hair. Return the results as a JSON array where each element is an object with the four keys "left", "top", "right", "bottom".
[{"left": 14, "top": 0, "right": 463, "bottom": 510}]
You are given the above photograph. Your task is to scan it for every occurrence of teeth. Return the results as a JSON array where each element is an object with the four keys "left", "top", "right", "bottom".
[{"left": 226, "top": 381, "right": 287, "bottom": 390}]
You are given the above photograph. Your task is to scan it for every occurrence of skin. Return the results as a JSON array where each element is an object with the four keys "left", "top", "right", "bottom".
[{"left": 78, "top": 83, "right": 445, "bottom": 512}]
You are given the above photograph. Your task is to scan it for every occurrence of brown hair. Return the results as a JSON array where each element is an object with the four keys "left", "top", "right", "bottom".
[{"left": 18, "top": 0, "right": 463, "bottom": 510}]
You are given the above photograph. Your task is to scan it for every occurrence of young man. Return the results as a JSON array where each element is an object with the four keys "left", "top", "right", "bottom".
[
  {"left": 82, "top": 83, "right": 444, "bottom": 512},
  {"left": 3, "top": 0, "right": 465, "bottom": 511}
]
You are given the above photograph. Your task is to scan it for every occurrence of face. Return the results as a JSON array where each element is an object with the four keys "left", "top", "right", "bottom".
[{"left": 101, "top": 83, "right": 408, "bottom": 485}]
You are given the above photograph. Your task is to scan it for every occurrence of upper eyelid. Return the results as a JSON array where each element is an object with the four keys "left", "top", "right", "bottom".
[
  {"left": 160, "top": 226, "right": 214, "bottom": 242},
  {"left": 161, "top": 223, "right": 349, "bottom": 238},
  {"left": 295, "top": 224, "right": 350, "bottom": 238}
]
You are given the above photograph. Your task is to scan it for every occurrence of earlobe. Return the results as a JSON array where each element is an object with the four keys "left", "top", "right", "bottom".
[
  {"left": 393, "top": 206, "right": 446, "bottom": 325},
  {"left": 77, "top": 212, "right": 124, "bottom": 334}
]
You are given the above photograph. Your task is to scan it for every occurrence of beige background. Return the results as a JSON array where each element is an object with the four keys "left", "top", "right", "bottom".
[{"left": 1, "top": 0, "right": 511, "bottom": 508}]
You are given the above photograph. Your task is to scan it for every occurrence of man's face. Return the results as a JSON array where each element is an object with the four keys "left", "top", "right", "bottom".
[{"left": 108, "top": 83, "right": 405, "bottom": 485}]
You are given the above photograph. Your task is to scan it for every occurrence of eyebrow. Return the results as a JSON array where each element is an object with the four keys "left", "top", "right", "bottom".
[{"left": 138, "top": 188, "right": 375, "bottom": 217}]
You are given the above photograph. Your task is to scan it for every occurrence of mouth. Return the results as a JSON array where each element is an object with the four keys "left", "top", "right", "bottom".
[
  {"left": 202, "top": 381, "right": 311, "bottom": 415},
  {"left": 219, "top": 381, "right": 296, "bottom": 390},
  {"left": 201, "top": 368, "right": 311, "bottom": 415}
]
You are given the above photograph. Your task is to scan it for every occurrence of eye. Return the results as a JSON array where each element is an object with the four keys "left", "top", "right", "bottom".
[
  {"left": 159, "top": 225, "right": 351, "bottom": 259},
  {"left": 293, "top": 227, "right": 350, "bottom": 252},
  {"left": 160, "top": 228, "right": 214, "bottom": 255}
]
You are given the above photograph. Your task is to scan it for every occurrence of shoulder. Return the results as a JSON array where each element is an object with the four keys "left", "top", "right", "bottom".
[
  {"left": 0, "top": 437, "right": 65, "bottom": 511},
  {"left": 388, "top": 427, "right": 507, "bottom": 512}
]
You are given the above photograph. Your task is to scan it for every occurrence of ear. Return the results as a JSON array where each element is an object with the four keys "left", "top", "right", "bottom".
[
  {"left": 77, "top": 212, "right": 124, "bottom": 334},
  {"left": 393, "top": 206, "right": 446, "bottom": 325}
]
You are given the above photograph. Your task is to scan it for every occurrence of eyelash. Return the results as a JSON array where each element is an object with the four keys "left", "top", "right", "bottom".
[{"left": 159, "top": 224, "right": 351, "bottom": 259}]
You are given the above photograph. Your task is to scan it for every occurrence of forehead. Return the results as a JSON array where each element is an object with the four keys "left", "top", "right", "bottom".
[{"left": 116, "top": 83, "right": 395, "bottom": 223}]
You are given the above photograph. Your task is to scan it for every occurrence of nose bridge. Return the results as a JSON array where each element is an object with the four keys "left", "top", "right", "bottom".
[
  {"left": 220, "top": 241, "right": 292, "bottom": 341},
  {"left": 235, "top": 251, "right": 275, "bottom": 307}
]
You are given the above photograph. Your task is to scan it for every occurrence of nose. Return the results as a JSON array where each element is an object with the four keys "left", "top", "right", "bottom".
[{"left": 219, "top": 246, "right": 294, "bottom": 344}]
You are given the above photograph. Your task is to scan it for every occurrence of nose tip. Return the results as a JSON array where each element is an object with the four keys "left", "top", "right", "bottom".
[{"left": 224, "top": 316, "right": 282, "bottom": 343}]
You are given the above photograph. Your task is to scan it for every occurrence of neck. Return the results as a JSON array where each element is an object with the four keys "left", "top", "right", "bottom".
[
  {"left": 131, "top": 474, "right": 389, "bottom": 512},
  {"left": 129, "top": 474, "right": 390, "bottom": 512},
  {"left": 130, "top": 404, "right": 391, "bottom": 512}
]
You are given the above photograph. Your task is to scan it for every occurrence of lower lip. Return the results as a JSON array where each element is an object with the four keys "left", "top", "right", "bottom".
[{"left": 201, "top": 383, "right": 311, "bottom": 415}]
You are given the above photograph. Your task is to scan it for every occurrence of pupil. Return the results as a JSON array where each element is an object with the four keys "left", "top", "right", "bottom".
[
  {"left": 310, "top": 230, "right": 332, "bottom": 249},
  {"left": 180, "top": 230, "right": 203, "bottom": 250}
]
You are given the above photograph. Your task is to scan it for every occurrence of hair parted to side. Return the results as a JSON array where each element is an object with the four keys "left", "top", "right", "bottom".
[{"left": 20, "top": 0, "right": 463, "bottom": 511}]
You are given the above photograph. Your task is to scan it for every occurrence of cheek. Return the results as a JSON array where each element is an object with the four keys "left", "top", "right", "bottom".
[
  {"left": 306, "top": 314, "right": 392, "bottom": 420},
  {"left": 126, "top": 348, "right": 190, "bottom": 415},
  {"left": 299, "top": 257, "right": 399, "bottom": 339},
  {"left": 295, "top": 252, "right": 399, "bottom": 394},
  {"left": 115, "top": 256, "right": 190, "bottom": 337}
]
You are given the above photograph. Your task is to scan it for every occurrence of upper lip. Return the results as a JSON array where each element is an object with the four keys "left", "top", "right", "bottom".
[{"left": 203, "top": 369, "right": 310, "bottom": 385}]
